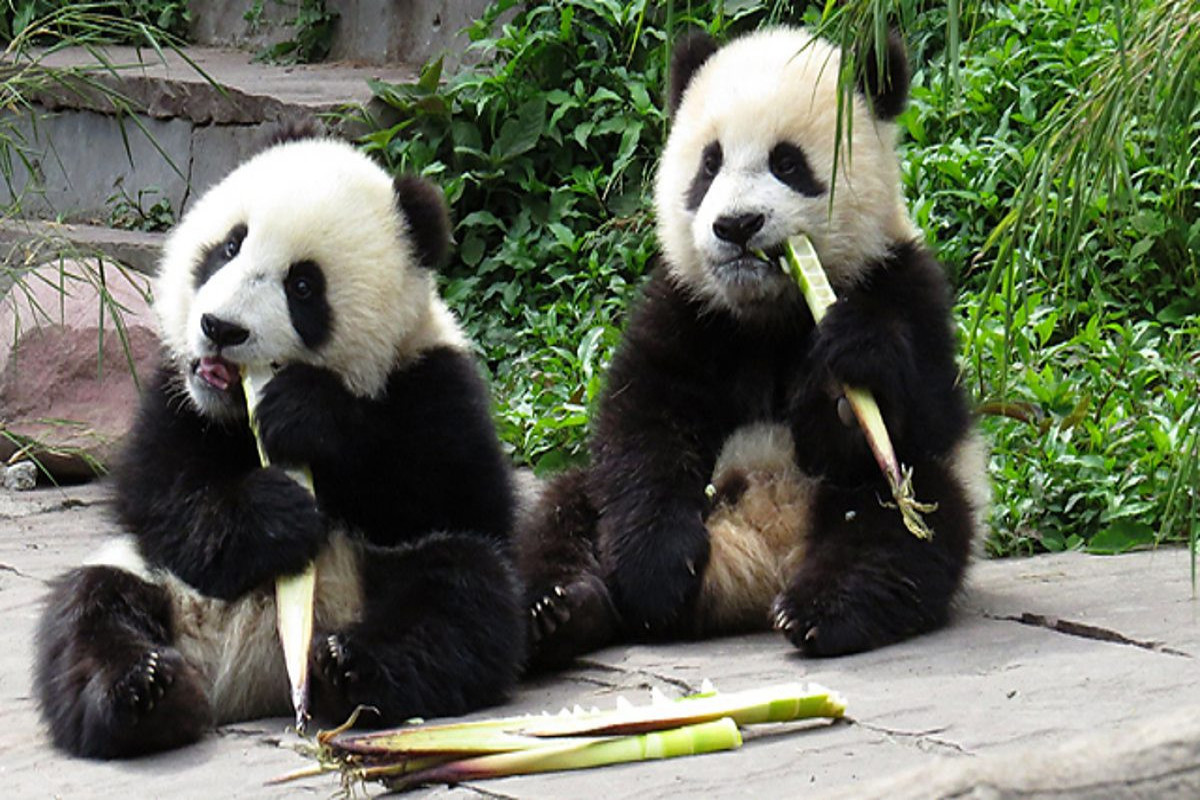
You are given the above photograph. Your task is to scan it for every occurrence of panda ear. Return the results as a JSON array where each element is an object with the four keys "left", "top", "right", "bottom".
[
  {"left": 256, "top": 119, "right": 327, "bottom": 151},
  {"left": 856, "top": 29, "right": 910, "bottom": 121},
  {"left": 393, "top": 175, "right": 451, "bottom": 270},
  {"left": 668, "top": 30, "right": 719, "bottom": 118}
]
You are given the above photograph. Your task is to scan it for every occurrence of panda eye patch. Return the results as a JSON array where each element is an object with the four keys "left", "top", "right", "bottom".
[
  {"left": 769, "top": 142, "right": 825, "bottom": 197},
  {"left": 193, "top": 223, "right": 248, "bottom": 289},
  {"left": 285, "top": 260, "right": 332, "bottom": 349},
  {"left": 701, "top": 142, "right": 722, "bottom": 177},
  {"left": 285, "top": 261, "right": 321, "bottom": 301},
  {"left": 685, "top": 140, "right": 723, "bottom": 211}
]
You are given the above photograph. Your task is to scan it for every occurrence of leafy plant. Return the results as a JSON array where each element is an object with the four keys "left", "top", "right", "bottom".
[
  {"left": 106, "top": 182, "right": 174, "bottom": 232},
  {"left": 244, "top": 0, "right": 337, "bottom": 64},
  {"left": 0, "top": 0, "right": 191, "bottom": 43},
  {"left": 351, "top": 0, "right": 689, "bottom": 472}
]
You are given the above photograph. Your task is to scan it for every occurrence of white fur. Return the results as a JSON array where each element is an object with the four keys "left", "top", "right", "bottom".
[
  {"left": 655, "top": 27, "right": 917, "bottom": 314},
  {"left": 154, "top": 138, "right": 466, "bottom": 418},
  {"left": 85, "top": 532, "right": 364, "bottom": 722},
  {"left": 948, "top": 428, "right": 993, "bottom": 555}
]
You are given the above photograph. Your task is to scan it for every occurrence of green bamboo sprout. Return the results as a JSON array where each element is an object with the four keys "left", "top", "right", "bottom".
[
  {"left": 384, "top": 718, "right": 742, "bottom": 791},
  {"left": 242, "top": 367, "right": 317, "bottom": 731},
  {"left": 274, "top": 682, "right": 846, "bottom": 791},
  {"left": 771, "top": 234, "right": 937, "bottom": 540}
]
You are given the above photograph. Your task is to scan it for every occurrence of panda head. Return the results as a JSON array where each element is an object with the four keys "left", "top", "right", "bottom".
[
  {"left": 655, "top": 27, "right": 916, "bottom": 317},
  {"left": 154, "top": 137, "right": 463, "bottom": 420}
]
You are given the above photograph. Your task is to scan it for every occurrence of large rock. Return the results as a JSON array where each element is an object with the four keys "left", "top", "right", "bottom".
[{"left": 0, "top": 258, "right": 158, "bottom": 482}]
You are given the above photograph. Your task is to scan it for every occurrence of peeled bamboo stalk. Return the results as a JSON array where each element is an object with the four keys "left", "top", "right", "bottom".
[
  {"left": 242, "top": 367, "right": 317, "bottom": 731},
  {"left": 775, "top": 234, "right": 937, "bottom": 540},
  {"left": 519, "top": 681, "right": 845, "bottom": 737}
]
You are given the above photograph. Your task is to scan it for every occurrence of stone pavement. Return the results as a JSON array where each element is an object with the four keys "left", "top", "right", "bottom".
[{"left": 2, "top": 482, "right": 1198, "bottom": 798}]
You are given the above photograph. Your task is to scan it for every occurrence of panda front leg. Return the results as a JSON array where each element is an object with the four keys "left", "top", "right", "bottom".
[
  {"left": 771, "top": 460, "right": 975, "bottom": 656},
  {"left": 308, "top": 533, "right": 524, "bottom": 726},
  {"left": 33, "top": 566, "right": 211, "bottom": 758}
]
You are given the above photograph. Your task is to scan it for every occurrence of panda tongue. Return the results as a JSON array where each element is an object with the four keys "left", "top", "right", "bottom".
[{"left": 198, "top": 356, "right": 239, "bottom": 392}]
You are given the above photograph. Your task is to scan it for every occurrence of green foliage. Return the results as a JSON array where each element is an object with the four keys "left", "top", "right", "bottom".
[
  {"left": 357, "top": 0, "right": 1198, "bottom": 560},
  {"left": 106, "top": 183, "right": 174, "bottom": 232},
  {"left": 0, "top": 0, "right": 190, "bottom": 42},
  {"left": 355, "top": 0, "right": 691, "bottom": 472},
  {"left": 969, "top": 290, "right": 1198, "bottom": 557},
  {"left": 245, "top": 0, "right": 337, "bottom": 64}
]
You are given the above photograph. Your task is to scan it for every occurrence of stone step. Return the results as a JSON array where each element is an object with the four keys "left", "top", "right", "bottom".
[
  {"left": 0, "top": 218, "right": 163, "bottom": 278},
  {"left": 0, "top": 45, "right": 418, "bottom": 225}
]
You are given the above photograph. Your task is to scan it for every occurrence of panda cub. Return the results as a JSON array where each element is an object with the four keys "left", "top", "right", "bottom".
[
  {"left": 518, "top": 27, "right": 989, "bottom": 668},
  {"left": 34, "top": 136, "right": 524, "bottom": 758}
]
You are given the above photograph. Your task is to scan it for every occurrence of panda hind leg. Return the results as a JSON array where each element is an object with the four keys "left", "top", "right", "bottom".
[
  {"left": 514, "top": 468, "right": 620, "bottom": 673},
  {"left": 34, "top": 566, "right": 211, "bottom": 758},
  {"left": 308, "top": 532, "right": 525, "bottom": 727},
  {"left": 772, "top": 462, "right": 974, "bottom": 657}
]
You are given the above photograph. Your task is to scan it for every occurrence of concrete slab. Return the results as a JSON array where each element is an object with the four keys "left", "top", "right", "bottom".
[
  {"left": 1, "top": 482, "right": 1197, "bottom": 798},
  {"left": 0, "top": 219, "right": 164, "bottom": 278},
  {"left": 26, "top": 45, "right": 417, "bottom": 123}
]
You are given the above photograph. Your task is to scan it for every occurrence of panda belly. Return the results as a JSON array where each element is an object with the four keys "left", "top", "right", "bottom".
[
  {"left": 697, "top": 423, "right": 816, "bottom": 634},
  {"left": 85, "top": 531, "right": 364, "bottom": 723}
]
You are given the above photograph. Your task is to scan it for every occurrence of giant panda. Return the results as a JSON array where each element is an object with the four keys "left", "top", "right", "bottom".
[
  {"left": 517, "top": 26, "right": 989, "bottom": 669},
  {"left": 33, "top": 135, "right": 525, "bottom": 758}
]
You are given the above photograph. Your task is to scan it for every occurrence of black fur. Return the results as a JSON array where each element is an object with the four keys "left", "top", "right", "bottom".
[
  {"left": 857, "top": 29, "right": 910, "bottom": 121},
  {"left": 768, "top": 142, "right": 826, "bottom": 197},
  {"left": 34, "top": 567, "right": 211, "bottom": 758},
  {"left": 310, "top": 532, "right": 521, "bottom": 724},
  {"left": 517, "top": 241, "right": 978, "bottom": 662},
  {"left": 284, "top": 259, "right": 332, "bottom": 349},
  {"left": 668, "top": 30, "right": 719, "bottom": 116},
  {"left": 394, "top": 175, "right": 451, "bottom": 268},
  {"left": 193, "top": 223, "right": 247, "bottom": 289},
  {"left": 516, "top": 468, "right": 618, "bottom": 672},
  {"left": 35, "top": 347, "right": 524, "bottom": 758},
  {"left": 685, "top": 141, "right": 722, "bottom": 211},
  {"left": 257, "top": 119, "right": 328, "bottom": 150}
]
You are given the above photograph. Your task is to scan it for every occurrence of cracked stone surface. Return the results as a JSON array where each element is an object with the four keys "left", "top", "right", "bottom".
[{"left": 2, "top": 481, "right": 1198, "bottom": 798}]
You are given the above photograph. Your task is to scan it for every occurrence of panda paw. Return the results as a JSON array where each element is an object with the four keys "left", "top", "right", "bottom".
[
  {"left": 770, "top": 582, "right": 904, "bottom": 658},
  {"left": 254, "top": 363, "right": 348, "bottom": 465},
  {"left": 242, "top": 468, "right": 326, "bottom": 567},
  {"left": 526, "top": 574, "right": 620, "bottom": 672},
  {"left": 111, "top": 648, "right": 182, "bottom": 723},
  {"left": 315, "top": 634, "right": 360, "bottom": 689},
  {"left": 808, "top": 302, "right": 910, "bottom": 400},
  {"left": 530, "top": 585, "right": 572, "bottom": 642}
]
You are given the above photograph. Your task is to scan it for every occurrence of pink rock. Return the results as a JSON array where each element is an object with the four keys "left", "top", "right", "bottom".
[{"left": 0, "top": 258, "right": 159, "bottom": 482}]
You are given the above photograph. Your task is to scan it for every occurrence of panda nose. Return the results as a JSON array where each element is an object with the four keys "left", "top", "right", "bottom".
[
  {"left": 200, "top": 313, "right": 250, "bottom": 348},
  {"left": 713, "top": 212, "right": 766, "bottom": 247}
]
